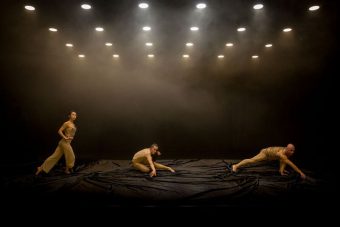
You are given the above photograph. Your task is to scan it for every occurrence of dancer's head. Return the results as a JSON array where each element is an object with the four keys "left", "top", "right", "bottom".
[
  {"left": 285, "top": 144, "right": 295, "bottom": 157},
  {"left": 68, "top": 111, "right": 77, "bottom": 121},
  {"left": 150, "top": 143, "right": 161, "bottom": 156}
]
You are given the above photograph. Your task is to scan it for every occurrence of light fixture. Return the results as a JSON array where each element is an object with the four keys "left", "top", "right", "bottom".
[
  {"left": 265, "top": 44, "right": 273, "bottom": 48},
  {"left": 237, "top": 27, "right": 246, "bottom": 32},
  {"left": 217, "top": 55, "right": 224, "bottom": 59},
  {"left": 148, "top": 54, "right": 154, "bottom": 58},
  {"left": 95, "top": 27, "right": 104, "bottom": 32},
  {"left": 283, "top": 28, "right": 292, "bottom": 32},
  {"left": 139, "top": 3, "right": 149, "bottom": 9},
  {"left": 226, "top": 43, "right": 234, "bottom": 47},
  {"left": 81, "top": 4, "right": 91, "bottom": 10},
  {"left": 190, "top": 27, "right": 199, "bottom": 31},
  {"left": 78, "top": 54, "right": 85, "bottom": 58},
  {"left": 309, "top": 5, "right": 320, "bottom": 11},
  {"left": 143, "top": 26, "right": 151, "bottom": 31},
  {"left": 113, "top": 54, "right": 119, "bottom": 58},
  {"left": 145, "top": 42, "right": 153, "bottom": 46},
  {"left": 196, "top": 3, "right": 206, "bottom": 9},
  {"left": 186, "top": 43, "right": 194, "bottom": 47},
  {"left": 253, "top": 4, "right": 264, "bottom": 10},
  {"left": 24, "top": 5, "right": 35, "bottom": 11},
  {"left": 105, "top": 43, "right": 113, "bottom": 46},
  {"left": 182, "top": 54, "right": 190, "bottom": 58},
  {"left": 48, "top": 28, "right": 58, "bottom": 32},
  {"left": 65, "top": 43, "right": 73, "bottom": 47},
  {"left": 252, "top": 55, "right": 259, "bottom": 59}
]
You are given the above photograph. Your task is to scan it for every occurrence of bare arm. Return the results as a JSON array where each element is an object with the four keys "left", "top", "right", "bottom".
[
  {"left": 154, "top": 162, "right": 175, "bottom": 172},
  {"left": 279, "top": 161, "right": 288, "bottom": 175},
  {"left": 146, "top": 153, "right": 156, "bottom": 177},
  {"left": 281, "top": 157, "right": 306, "bottom": 179},
  {"left": 58, "top": 123, "right": 68, "bottom": 140}
]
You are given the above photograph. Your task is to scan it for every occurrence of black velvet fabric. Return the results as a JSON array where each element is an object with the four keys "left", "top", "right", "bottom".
[{"left": 1, "top": 159, "right": 329, "bottom": 210}]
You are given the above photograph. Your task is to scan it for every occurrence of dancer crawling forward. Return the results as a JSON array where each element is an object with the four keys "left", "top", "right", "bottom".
[
  {"left": 132, "top": 143, "right": 175, "bottom": 177},
  {"left": 231, "top": 144, "right": 306, "bottom": 179}
]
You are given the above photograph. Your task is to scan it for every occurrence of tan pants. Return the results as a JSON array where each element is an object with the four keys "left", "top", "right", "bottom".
[
  {"left": 41, "top": 139, "right": 75, "bottom": 173},
  {"left": 236, "top": 150, "right": 268, "bottom": 168}
]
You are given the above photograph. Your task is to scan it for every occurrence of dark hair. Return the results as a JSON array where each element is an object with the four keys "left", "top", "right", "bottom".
[
  {"left": 150, "top": 143, "right": 158, "bottom": 148},
  {"left": 68, "top": 110, "right": 77, "bottom": 115}
]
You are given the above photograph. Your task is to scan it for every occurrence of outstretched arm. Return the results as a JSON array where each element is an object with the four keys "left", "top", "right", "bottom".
[
  {"left": 154, "top": 162, "right": 175, "bottom": 172},
  {"left": 279, "top": 161, "right": 289, "bottom": 175},
  {"left": 281, "top": 157, "right": 306, "bottom": 179}
]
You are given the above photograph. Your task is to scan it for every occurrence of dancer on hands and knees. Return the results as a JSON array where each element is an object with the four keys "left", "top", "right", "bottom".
[
  {"left": 132, "top": 143, "right": 175, "bottom": 177},
  {"left": 35, "top": 111, "right": 77, "bottom": 175},
  {"left": 231, "top": 144, "right": 306, "bottom": 179}
]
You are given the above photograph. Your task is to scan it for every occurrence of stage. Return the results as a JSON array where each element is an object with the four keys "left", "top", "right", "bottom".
[{"left": 1, "top": 159, "right": 329, "bottom": 209}]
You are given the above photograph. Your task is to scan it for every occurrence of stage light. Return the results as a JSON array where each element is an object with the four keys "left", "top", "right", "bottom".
[
  {"left": 283, "top": 28, "right": 292, "bottom": 32},
  {"left": 65, "top": 43, "right": 73, "bottom": 47},
  {"left": 253, "top": 4, "right": 264, "bottom": 10},
  {"left": 186, "top": 43, "right": 194, "bottom": 47},
  {"left": 217, "top": 55, "right": 224, "bottom": 59},
  {"left": 226, "top": 43, "right": 234, "bottom": 47},
  {"left": 252, "top": 55, "right": 259, "bottom": 59},
  {"left": 81, "top": 4, "right": 91, "bottom": 10},
  {"left": 49, "top": 28, "right": 58, "bottom": 32},
  {"left": 78, "top": 54, "right": 85, "bottom": 58},
  {"left": 139, "top": 3, "right": 149, "bottom": 9},
  {"left": 182, "top": 54, "right": 190, "bottom": 58},
  {"left": 145, "top": 42, "right": 153, "bottom": 46},
  {"left": 143, "top": 26, "right": 151, "bottom": 31},
  {"left": 190, "top": 27, "right": 199, "bottom": 31},
  {"left": 265, "top": 44, "right": 273, "bottom": 48},
  {"left": 113, "top": 54, "right": 119, "bottom": 58},
  {"left": 309, "top": 5, "right": 320, "bottom": 11},
  {"left": 105, "top": 43, "right": 113, "bottom": 46},
  {"left": 237, "top": 27, "right": 246, "bottom": 32},
  {"left": 24, "top": 5, "right": 35, "bottom": 11},
  {"left": 196, "top": 3, "right": 206, "bottom": 9},
  {"left": 95, "top": 27, "right": 104, "bottom": 32}
]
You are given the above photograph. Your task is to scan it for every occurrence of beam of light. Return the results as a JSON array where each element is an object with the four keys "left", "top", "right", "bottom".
[
  {"left": 143, "top": 26, "right": 151, "bottom": 31},
  {"left": 49, "top": 28, "right": 58, "bottom": 32},
  {"left": 81, "top": 4, "right": 91, "bottom": 10},
  {"left": 196, "top": 3, "right": 206, "bottom": 9},
  {"left": 24, "top": 5, "right": 35, "bottom": 11},
  {"left": 283, "top": 27, "right": 292, "bottom": 32},
  {"left": 78, "top": 54, "right": 85, "bottom": 58},
  {"left": 190, "top": 27, "right": 199, "bottom": 31},
  {"left": 226, "top": 43, "right": 234, "bottom": 47},
  {"left": 145, "top": 42, "right": 153, "bottom": 46},
  {"left": 139, "top": 3, "right": 149, "bottom": 9},
  {"left": 253, "top": 4, "right": 264, "bottom": 10},
  {"left": 95, "top": 27, "right": 104, "bottom": 31},
  {"left": 65, "top": 43, "right": 73, "bottom": 47},
  {"left": 237, "top": 27, "right": 246, "bottom": 32},
  {"left": 186, "top": 43, "right": 194, "bottom": 47},
  {"left": 105, "top": 42, "right": 113, "bottom": 46},
  {"left": 252, "top": 55, "right": 259, "bottom": 59},
  {"left": 265, "top": 44, "right": 273, "bottom": 48},
  {"left": 309, "top": 5, "right": 320, "bottom": 11}
]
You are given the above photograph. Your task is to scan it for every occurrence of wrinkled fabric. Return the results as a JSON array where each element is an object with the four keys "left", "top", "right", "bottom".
[{"left": 1, "top": 159, "right": 326, "bottom": 207}]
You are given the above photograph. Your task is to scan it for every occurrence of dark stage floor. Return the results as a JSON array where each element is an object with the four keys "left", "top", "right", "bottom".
[{"left": 1, "top": 159, "right": 333, "bottom": 211}]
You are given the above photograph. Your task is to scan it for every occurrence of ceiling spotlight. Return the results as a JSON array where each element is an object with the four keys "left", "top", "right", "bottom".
[
  {"left": 95, "top": 27, "right": 104, "bottom": 32},
  {"left": 105, "top": 43, "right": 113, "bottom": 46},
  {"left": 196, "top": 3, "right": 206, "bottom": 9},
  {"left": 252, "top": 55, "right": 259, "bottom": 59},
  {"left": 226, "top": 43, "right": 234, "bottom": 47},
  {"left": 309, "top": 5, "right": 320, "bottom": 11},
  {"left": 143, "top": 26, "right": 151, "bottom": 31},
  {"left": 218, "top": 55, "right": 224, "bottom": 59},
  {"left": 145, "top": 42, "right": 153, "bottom": 46},
  {"left": 65, "top": 43, "right": 73, "bottom": 47},
  {"left": 113, "top": 54, "right": 119, "bottom": 58},
  {"left": 182, "top": 54, "right": 190, "bottom": 58},
  {"left": 253, "top": 4, "right": 264, "bottom": 10},
  {"left": 139, "top": 3, "right": 149, "bottom": 9},
  {"left": 283, "top": 28, "right": 292, "bottom": 32},
  {"left": 237, "top": 27, "right": 246, "bottom": 32},
  {"left": 24, "top": 5, "right": 35, "bottom": 11},
  {"left": 186, "top": 43, "right": 194, "bottom": 47},
  {"left": 81, "top": 4, "right": 91, "bottom": 10},
  {"left": 190, "top": 27, "right": 199, "bottom": 31},
  {"left": 265, "top": 44, "right": 273, "bottom": 48},
  {"left": 78, "top": 54, "right": 85, "bottom": 58},
  {"left": 48, "top": 28, "right": 58, "bottom": 32}
]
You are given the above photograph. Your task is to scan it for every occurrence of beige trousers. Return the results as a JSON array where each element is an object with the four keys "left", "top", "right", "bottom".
[{"left": 41, "top": 139, "right": 75, "bottom": 173}]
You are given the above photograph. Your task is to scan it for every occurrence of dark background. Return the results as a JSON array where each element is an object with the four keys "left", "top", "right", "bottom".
[{"left": 0, "top": 0, "right": 337, "bottom": 175}]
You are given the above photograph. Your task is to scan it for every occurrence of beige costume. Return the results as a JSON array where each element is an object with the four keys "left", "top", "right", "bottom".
[
  {"left": 41, "top": 126, "right": 76, "bottom": 173},
  {"left": 236, "top": 146, "right": 284, "bottom": 166}
]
